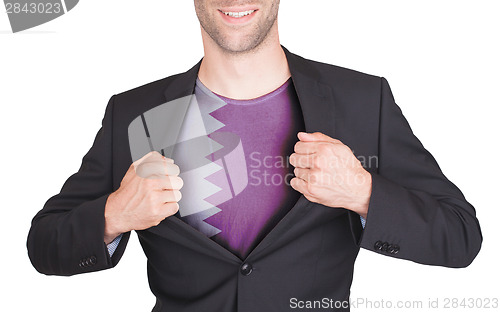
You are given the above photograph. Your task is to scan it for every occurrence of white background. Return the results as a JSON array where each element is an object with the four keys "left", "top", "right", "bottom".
[{"left": 1, "top": 1, "right": 499, "bottom": 311}]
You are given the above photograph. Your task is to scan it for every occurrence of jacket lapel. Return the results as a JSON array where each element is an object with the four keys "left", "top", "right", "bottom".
[
  {"left": 154, "top": 46, "right": 338, "bottom": 262},
  {"left": 162, "top": 60, "right": 201, "bottom": 102},
  {"left": 283, "top": 46, "right": 336, "bottom": 136}
]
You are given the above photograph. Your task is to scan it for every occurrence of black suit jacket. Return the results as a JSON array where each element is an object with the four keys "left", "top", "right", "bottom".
[{"left": 27, "top": 46, "right": 482, "bottom": 311}]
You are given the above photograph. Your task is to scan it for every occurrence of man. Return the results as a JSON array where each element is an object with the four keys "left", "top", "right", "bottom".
[{"left": 27, "top": 1, "right": 482, "bottom": 311}]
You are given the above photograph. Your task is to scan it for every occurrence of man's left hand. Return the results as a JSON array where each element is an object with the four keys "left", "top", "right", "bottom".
[{"left": 289, "top": 132, "right": 372, "bottom": 219}]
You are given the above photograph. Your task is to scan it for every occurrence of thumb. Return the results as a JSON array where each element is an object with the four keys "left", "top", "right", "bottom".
[
  {"left": 132, "top": 151, "right": 173, "bottom": 170},
  {"left": 297, "top": 132, "right": 340, "bottom": 143},
  {"left": 133, "top": 151, "right": 162, "bottom": 167}
]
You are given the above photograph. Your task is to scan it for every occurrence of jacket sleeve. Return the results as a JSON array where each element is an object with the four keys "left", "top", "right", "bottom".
[
  {"left": 27, "top": 95, "right": 130, "bottom": 276},
  {"left": 352, "top": 77, "right": 482, "bottom": 268}
]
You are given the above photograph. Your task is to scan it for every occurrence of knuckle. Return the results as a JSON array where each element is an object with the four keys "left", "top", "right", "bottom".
[
  {"left": 310, "top": 167, "right": 322, "bottom": 177},
  {"left": 305, "top": 194, "right": 318, "bottom": 203},
  {"left": 138, "top": 162, "right": 151, "bottom": 171},
  {"left": 172, "top": 176, "right": 183, "bottom": 189},
  {"left": 297, "top": 156, "right": 306, "bottom": 168},
  {"left": 142, "top": 177, "right": 157, "bottom": 187},
  {"left": 136, "top": 164, "right": 150, "bottom": 178},
  {"left": 166, "top": 163, "right": 180, "bottom": 176},
  {"left": 312, "top": 156, "right": 321, "bottom": 168},
  {"left": 149, "top": 192, "right": 161, "bottom": 205},
  {"left": 319, "top": 144, "right": 334, "bottom": 156},
  {"left": 164, "top": 177, "right": 175, "bottom": 189},
  {"left": 150, "top": 203, "right": 161, "bottom": 216},
  {"left": 317, "top": 144, "right": 328, "bottom": 153},
  {"left": 173, "top": 190, "right": 182, "bottom": 202},
  {"left": 166, "top": 202, "right": 179, "bottom": 215},
  {"left": 309, "top": 171, "right": 319, "bottom": 184},
  {"left": 339, "top": 144, "right": 352, "bottom": 155},
  {"left": 306, "top": 182, "right": 317, "bottom": 197},
  {"left": 293, "top": 142, "right": 300, "bottom": 153},
  {"left": 152, "top": 216, "right": 162, "bottom": 226},
  {"left": 178, "top": 176, "right": 184, "bottom": 189},
  {"left": 156, "top": 178, "right": 169, "bottom": 189}
]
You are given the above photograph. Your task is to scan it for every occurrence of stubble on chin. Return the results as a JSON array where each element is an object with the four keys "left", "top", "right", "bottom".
[{"left": 195, "top": 1, "right": 280, "bottom": 55}]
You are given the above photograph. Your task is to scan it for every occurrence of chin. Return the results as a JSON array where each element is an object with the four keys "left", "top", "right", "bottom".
[{"left": 219, "top": 36, "right": 261, "bottom": 54}]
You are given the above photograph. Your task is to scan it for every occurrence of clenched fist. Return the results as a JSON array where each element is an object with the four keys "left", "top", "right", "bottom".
[
  {"left": 104, "top": 151, "right": 184, "bottom": 244},
  {"left": 289, "top": 132, "right": 372, "bottom": 219}
]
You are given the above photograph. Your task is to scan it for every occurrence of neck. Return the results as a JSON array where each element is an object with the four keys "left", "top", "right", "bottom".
[{"left": 197, "top": 24, "right": 291, "bottom": 100}]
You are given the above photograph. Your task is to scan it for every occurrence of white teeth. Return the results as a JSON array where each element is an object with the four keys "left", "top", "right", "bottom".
[{"left": 222, "top": 10, "right": 255, "bottom": 18}]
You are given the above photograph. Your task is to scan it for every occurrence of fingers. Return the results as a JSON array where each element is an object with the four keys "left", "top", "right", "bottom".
[
  {"left": 293, "top": 136, "right": 344, "bottom": 154},
  {"left": 164, "top": 157, "right": 174, "bottom": 163},
  {"left": 162, "top": 202, "right": 180, "bottom": 216},
  {"left": 144, "top": 175, "right": 183, "bottom": 192},
  {"left": 293, "top": 140, "right": 341, "bottom": 154},
  {"left": 294, "top": 167, "right": 325, "bottom": 186},
  {"left": 157, "top": 189, "right": 182, "bottom": 203},
  {"left": 290, "top": 177, "right": 317, "bottom": 201},
  {"left": 294, "top": 141, "right": 316, "bottom": 154},
  {"left": 289, "top": 153, "right": 316, "bottom": 169},
  {"left": 133, "top": 151, "right": 174, "bottom": 167},
  {"left": 160, "top": 175, "right": 184, "bottom": 190},
  {"left": 136, "top": 160, "right": 180, "bottom": 179},
  {"left": 134, "top": 151, "right": 161, "bottom": 166},
  {"left": 293, "top": 167, "right": 311, "bottom": 182},
  {"left": 290, "top": 176, "right": 306, "bottom": 192},
  {"left": 141, "top": 152, "right": 174, "bottom": 165},
  {"left": 297, "top": 132, "right": 342, "bottom": 144}
]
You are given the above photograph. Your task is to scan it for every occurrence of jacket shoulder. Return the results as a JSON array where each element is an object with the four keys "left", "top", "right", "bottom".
[
  {"left": 109, "top": 69, "right": 195, "bottom": 125},
  {"left": 113, "top": 73, "right": 182, "bottom": 104},
  {"left": 292, "top": 52, "right": 382, "bottom": 88}
]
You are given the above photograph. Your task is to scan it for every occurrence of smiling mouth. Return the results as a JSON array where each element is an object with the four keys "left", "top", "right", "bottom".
[{"left": 219, "top": 9, "right": 257, "bottom": 18}]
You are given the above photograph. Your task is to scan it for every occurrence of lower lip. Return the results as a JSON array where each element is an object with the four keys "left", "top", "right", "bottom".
[{"left": 218, "top": 10, "right": 258, "bottom": 24}]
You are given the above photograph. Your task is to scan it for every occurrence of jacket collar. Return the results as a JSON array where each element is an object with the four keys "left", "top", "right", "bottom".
[{"left": 163, "top": 45, "right": 336, "bottom": 137}]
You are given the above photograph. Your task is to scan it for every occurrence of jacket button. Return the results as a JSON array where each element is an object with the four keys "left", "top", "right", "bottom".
[
  {"left": 79, "top": 258, "right": 87, "bottom": 267},
  {"left": 387, "top": 244, "right": 395, "bottom": 253},
  {"left": 381, "top": 242, "right": 389, "bottom": 252},
  {"left": 89, "top": 256, "right": 97, "bottom": 265},
  {"left": 374, "top": 241, "right": 383, "bottom": 250},
  {"left": 240, "top": 263, "right": 253, "bottom": 276},
  {"left": 393, "top": 245, "right": 400, "bottom": 254}
]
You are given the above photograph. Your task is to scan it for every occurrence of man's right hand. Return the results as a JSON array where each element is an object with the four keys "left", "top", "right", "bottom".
[{"left": 103, "top": 151, "right": 183, "bottom": 244}]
